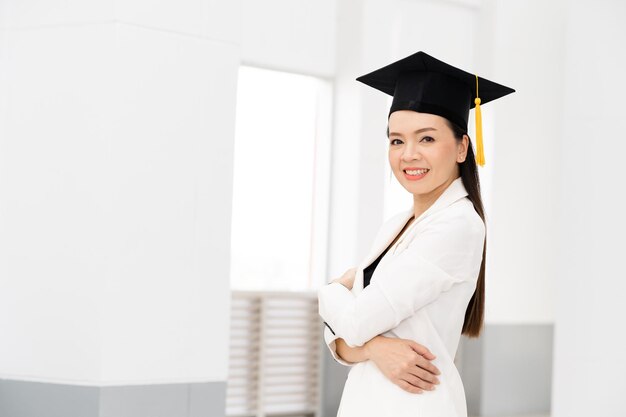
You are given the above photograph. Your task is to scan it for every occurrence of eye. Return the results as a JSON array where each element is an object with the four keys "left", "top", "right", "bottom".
[
  {"left": 390, "top": 138, "right": 403, "bottom": 145},
  {"left": 421, "top": 136, "right": 434, "bottom": 143}
]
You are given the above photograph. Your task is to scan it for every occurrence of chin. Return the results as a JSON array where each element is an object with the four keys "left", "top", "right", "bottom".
[
  {"left": 399, "top": 181, "right": 425, "bottom": 193},
  {"left": 408, "top": 186, "right": 431, "bottom": 196}
]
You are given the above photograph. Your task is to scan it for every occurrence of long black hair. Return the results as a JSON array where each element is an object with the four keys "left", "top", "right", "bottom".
[{"left": 445, "top": 119, "right": 486, "bottom": 338}]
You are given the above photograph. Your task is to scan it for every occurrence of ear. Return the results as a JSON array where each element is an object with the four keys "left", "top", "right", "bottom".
[{"left": 457, "top": 135, "right": 469, "bottom": 163}]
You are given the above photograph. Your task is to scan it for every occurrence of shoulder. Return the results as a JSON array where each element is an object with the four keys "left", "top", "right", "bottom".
[
  {"left": 425, "top": 197, "right": 485, "bottom": 243},
  {"left": 403, "top": 198, "right": 485, "bottom": 279}
]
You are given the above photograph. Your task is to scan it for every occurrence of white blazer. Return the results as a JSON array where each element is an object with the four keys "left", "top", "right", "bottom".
[{"left": 318, "top": 176, "right": 485, "bottom": 417}]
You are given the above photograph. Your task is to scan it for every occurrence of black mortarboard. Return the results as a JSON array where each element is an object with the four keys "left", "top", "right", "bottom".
[{"left": 355, "top": 51, "right": 515, "bottom": 167}]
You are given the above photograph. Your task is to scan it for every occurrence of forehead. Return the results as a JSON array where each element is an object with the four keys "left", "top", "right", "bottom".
[{"left": 388, "top": 111, "right": 447, "bottom": 129}]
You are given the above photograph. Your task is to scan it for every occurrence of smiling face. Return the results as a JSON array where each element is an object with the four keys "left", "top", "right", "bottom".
[{"left": 387, "top": 110, "right": 469, "bottom": 199}]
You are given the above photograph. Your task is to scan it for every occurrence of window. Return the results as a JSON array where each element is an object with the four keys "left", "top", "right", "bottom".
[{"left": 230, "top": 66, "right": 332, "bottom": 291}]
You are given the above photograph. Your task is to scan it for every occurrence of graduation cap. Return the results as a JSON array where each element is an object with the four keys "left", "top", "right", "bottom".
[{"left": 355, "top": 51, "right": 515, "bottom": 167}]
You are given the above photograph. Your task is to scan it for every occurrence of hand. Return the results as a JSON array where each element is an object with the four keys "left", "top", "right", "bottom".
[
  {"left": 331, "top": 267, "right": 357, "bottom": 290},
  {"left": 365, "top": 335, "right": 441, "bottom": 394}
]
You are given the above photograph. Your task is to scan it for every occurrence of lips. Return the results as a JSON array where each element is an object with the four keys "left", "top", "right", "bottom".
[
  {"left": 403, "top": 168, "right": 429, "bottom": 180},
  {"left": 403, "top": 168, "right": 430, "bottom": 175}
]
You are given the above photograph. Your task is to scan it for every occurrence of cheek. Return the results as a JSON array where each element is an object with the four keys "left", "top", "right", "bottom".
[
  {"left": 388, "top": 150, "right": 400, "bottom": 168},
  {"left": 430, "top": 144, "right": 456, "bottom": 165}
]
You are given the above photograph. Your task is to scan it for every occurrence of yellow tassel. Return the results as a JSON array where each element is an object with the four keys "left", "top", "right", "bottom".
[{"left": 474, "top": 75, "right": 485, "bottom": 167}]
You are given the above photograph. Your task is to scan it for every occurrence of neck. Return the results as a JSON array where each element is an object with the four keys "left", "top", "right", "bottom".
[{"left": 412, "top": 175, "right": 459, "bottom": 220}]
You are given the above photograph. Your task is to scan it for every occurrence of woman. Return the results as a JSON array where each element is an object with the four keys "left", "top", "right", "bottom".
[{"left": 317, "top": 51, "right": 514, "bottom": 417}]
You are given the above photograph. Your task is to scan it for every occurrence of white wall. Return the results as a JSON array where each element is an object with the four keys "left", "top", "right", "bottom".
[
  {"left": 552, "top": 1, "right": 626, "bottom": 416},
  {"left": 0, "top": 0, "right": 240, "bottom": 385},
  {"left": 484, "top": 0, "right": 567, "bottom": 324},
  {"left": 0, "top": 0, "right": 340, "bottom": 388},
  {"left": 241, "top": 0, "right": 336, "bottom": 77}
]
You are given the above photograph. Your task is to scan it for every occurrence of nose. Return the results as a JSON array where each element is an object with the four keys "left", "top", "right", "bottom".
[{"left": 401, "top": 143, "right": 422, "bottom": 162}]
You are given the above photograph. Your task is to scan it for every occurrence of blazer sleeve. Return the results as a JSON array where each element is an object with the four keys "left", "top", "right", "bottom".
[
  {"left": 318, "top": 210, "right": 485, "bottom": 347},
  {"left": 317, "top": 213, "right": 406, "bottom": 363},
  {"left": 322, "top": 322, "right": 358, "bottom": 367}
]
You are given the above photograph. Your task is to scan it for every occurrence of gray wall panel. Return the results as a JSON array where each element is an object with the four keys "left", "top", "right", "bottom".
[
  {"left": 99, "top": 384, "right": 189, "bottom": 417},
  {"left": 0, "top": 380, "right": 226, "bottom": 417},
  {"left": 0, "top": 379, "right": 99, "bottom": 417},
  {"left": 478, "top": 324, "right": 553, "bottom": 416},
  {"left": 458, "top": 332, "right": 484, "bottom": 416}
]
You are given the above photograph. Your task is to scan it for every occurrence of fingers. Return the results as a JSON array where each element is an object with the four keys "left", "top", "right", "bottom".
[
  {"left": 394, "top": 345, "right": 442, "bottom": 395},
  {"left": 408, "top": 341, "right": 441, "bottom": 376},
  {"left": 395, "top": 371, "right": 440, "bottom": 395},
  {"left": 415, "top": 354, "right": 441, "bottom": 377},
  {"left": 408, "top": 340, "right": 436, "bottom": 360},
  {"left": 397, "top": 379, "right": 424, "bottom": 394},
  {"left": 403, "top": 372, "right": 439, "bottom": 392},
  {"left": 409, "top": 363, "right": 441, "bottom": 385},
  {"left": 342, "top": 267, "right": 357, "bottom": 279}
]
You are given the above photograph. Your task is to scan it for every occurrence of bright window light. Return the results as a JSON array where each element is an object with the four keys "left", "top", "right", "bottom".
[{"left": 230, "top": 66, "right": 331, "bottom": 291}]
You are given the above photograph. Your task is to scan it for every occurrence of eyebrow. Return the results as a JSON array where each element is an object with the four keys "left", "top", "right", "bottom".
[{"left": 388, "top": 127, "right": 437, "bottom": 137}]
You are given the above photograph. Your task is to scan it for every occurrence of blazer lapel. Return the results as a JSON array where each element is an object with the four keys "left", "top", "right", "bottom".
[
  {"left": 358, "top": 206, "right": 414, "bottom": 271},
  {"left": 354, "top": 177, "right": 470, "bottom": 292}
]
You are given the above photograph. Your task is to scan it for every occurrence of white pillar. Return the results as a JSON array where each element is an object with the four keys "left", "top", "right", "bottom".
[{"left": 0, "top": 1, "right": 240, "bottom": 415}]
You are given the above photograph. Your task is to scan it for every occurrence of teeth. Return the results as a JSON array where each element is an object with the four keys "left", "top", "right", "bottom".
[{"left": 405, "top": 169, "right": 429, "bottom": 175}]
